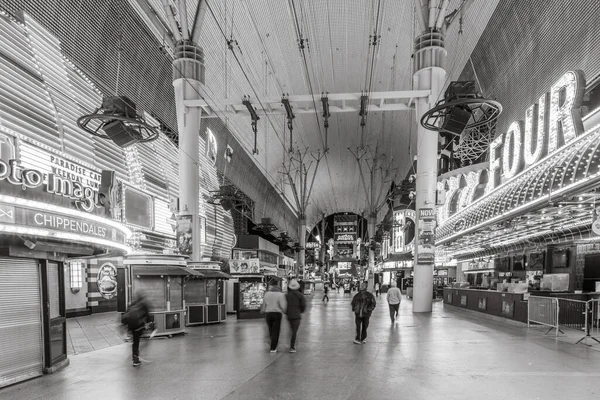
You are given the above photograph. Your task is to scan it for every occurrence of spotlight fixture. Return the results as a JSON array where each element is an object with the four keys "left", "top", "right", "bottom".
[
  {"left": 282, "top": 94, "right": 295, "bottom": 153},
  {"left": 77, "top": 96, "right": 159, "bottom": 147},
  {"left": 359, "top": 92, "right": 368, "bottom": 127},
  {"left": 242, "top": 95, "right": 260, "bottom": 155}
]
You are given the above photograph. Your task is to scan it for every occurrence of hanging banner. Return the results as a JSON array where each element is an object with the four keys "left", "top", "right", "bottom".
[
  {"left": 176, "top": 215, "right": 193, "bottom": 255},
  {"left": 418, "top": 208, "right": 435, "bottom": 245}
]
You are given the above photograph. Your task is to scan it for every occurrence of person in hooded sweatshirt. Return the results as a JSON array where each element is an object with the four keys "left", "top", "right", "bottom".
[
  {"left": 286, "top": 279, "right": 306, "bottom": 353},
  {"left": 262, "top": 279, "right": 287, "bottom": 353}
]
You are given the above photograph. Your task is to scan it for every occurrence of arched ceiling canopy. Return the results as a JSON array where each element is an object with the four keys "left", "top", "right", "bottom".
[{"left": 130, "top": 0, "right": 501, "bottom": 223}]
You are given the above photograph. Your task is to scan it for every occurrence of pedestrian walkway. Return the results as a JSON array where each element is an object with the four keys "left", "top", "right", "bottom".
[
  {"left": 67, "top": 312, "right": 126, "bottom": 355},
  {"left": 3, "top": 290, "right": 600, "bottom": 400}
]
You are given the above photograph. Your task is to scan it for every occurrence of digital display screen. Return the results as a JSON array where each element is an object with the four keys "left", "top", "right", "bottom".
[
  {"left": 124, "top": 186, "right": 154, "bottom": 229},
  {"left": 552, "top": 251, "right": 568, "bottom": 268}
]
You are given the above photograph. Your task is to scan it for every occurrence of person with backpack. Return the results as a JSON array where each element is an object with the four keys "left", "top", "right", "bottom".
[
  {"left": 351, "top": 282, "right": 376, "bottom": 344},
  {"left": 322, "top": 284, "right": 329, "bottom": 302},
  {"left": 122, "top": 291, "right": 151, "bottom": 367},
  {"left": 386, "top": 281, "right": 402, "bottom": 323},
  {"left": 286, "top": 279, "right": 306, "bottom": 353},
  {"left": 262, "top": 279, "right": 287, "bottom": 353}
]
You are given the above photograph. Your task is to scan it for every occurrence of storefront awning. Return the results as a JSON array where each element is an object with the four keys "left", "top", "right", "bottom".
[
  {"left": 191, "top": 269, "right": 232, "bottom": 279},
  {"left": 384, "top": 252, "right": 413, "bottom": 262},
  {"left": 133, "top": 266, "right": 204, "bottom": 277}
]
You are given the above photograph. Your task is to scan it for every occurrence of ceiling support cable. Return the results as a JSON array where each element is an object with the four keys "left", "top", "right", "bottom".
[
  {"left": 288, "top": 0, "right": 326, "bottom": 151},
  {"left": 206, "top": 2, "right": 286, "bottom": 149}
]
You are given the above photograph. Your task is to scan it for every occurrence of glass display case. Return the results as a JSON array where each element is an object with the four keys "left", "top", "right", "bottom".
[{"left": 239, "top": 281, "right": 266, "bottom": 311}]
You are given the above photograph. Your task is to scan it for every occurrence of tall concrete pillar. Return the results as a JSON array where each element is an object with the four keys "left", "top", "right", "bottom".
[
  {"left": 172, "top": 42, "right": 205, "bottom": 262},
  {"left": 412, "top": 31, "right": 446, "bottom": 312},
  {"left": 298, "top": 215, "right": 306, "bottom": 278}
]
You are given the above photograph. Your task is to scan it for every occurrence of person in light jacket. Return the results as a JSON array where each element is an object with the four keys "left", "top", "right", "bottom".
[
  {"left": 286, "top": 279, "right": 306, "bottom": 353},
  {"left": 262, "top": 280, "right": 287, "bottom": 353},
  {"left": 386, "top": 281, "right": 402, "bottom": 323}
]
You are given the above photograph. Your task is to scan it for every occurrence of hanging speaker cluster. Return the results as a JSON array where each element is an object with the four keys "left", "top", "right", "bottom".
[
  {"left": 420, "top": 81, "right": 502, "bottom": 137},
  {"left": 77, "top": 96, "right": 159, "bottom": 147}
]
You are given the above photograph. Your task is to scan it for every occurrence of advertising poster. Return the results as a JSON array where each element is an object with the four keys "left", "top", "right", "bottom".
[
  {"left": 230, "top": 258, "right": 260, "bottom": 274},
  {"left": 418, "top": 208, "right": 435, "bottom": 245},
  {"left": 592, "top": 207, "right": 600, "bottom": 236},
  {"left": 176, "top": 215, "right": 193, "bottom": 255}
]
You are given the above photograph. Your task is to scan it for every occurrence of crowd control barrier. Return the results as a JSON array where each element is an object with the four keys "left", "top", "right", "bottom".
[
  {"left": 527, "top": 296, "right": 560, "bottom": 336},
  {"left": 528, "top": 296, "right": 600, "bottom": 345}
]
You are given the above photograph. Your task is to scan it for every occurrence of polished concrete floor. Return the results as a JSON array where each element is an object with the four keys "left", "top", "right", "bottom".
[{"left": 3, "top": 290, "right": 600, "bottom": 400}]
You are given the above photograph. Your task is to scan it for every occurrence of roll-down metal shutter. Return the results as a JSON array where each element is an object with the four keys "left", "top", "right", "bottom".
[{"left": 0, "top": 257, "right": 43, "bottom": 388}]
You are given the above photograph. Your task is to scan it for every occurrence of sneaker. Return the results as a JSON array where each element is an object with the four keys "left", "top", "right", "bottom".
[
  {"left": 133, "top": 361, "right": 141, "bottom": 367},
  {"left": 353, "top": 339, "right": 361, "bottom": 344},
  {"left": 289, "top": 348, "right": 297, "bottom": 353},
  {"left": 149, "top": 329, "right": 158, "bottom": 339},
  {"left": 361, "top": 340, "right": 367, "bottom": 344},
  {"left": 269, "top": 349, "right": 277, "bottom": 354}
]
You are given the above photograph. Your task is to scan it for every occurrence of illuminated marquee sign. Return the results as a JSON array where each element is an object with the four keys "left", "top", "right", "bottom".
[
  {"left": 0, "top": 200, "right": 129, "bottom": 251},
  {"left": 438, "top": 70, "right": 585, "bottom": 225},
  {"left": 392, "top": 209, "right": 415, "bottom": 253},
  {"left": 335, "top": 233, "right": 356, "bottom": 242},
  {"left": 0, "top": 158, "right": 107, "bottom": 213}
]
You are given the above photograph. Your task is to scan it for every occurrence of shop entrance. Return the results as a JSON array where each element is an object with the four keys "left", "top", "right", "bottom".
[{"left": 0, "top": 257, "right": 44, "bottom": 388}]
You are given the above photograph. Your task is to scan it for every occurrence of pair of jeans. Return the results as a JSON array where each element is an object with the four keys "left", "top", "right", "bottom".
[
  {"left": 265, "top": 312, "right": 282, "bottom": 350},
  {"left": 289, "top": 318, "right": 301, "bottom": 349},
  {"left": 322, "top": 294, "right": 329, "bottom": 302},
  {"left": 355, "top": 315, "right": 370, "bottom": 341},
  {"left": 132, "top": 328, "right": 143, "bottom": 361},
  {"left": 388, "top": 303, "right": 400, "bottom": 321}
]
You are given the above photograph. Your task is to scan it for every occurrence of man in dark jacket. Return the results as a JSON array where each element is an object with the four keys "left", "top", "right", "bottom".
[
  {"left": 351, "top": 282, "right": 376, "bottom": 344},
  {"left": 286, "top": 279, "right": 306, "bottom": 353},
  {"left": 122, "top": 291, "right": 151, "bottom": 367}
]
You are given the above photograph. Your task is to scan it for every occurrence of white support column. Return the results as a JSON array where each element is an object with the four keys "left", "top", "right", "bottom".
[
  {"left": 412, "top": 31, "right": 446, "bottom": 313},
  {"left": 172, "top": 42, "right": 205, "bottom": 262}
]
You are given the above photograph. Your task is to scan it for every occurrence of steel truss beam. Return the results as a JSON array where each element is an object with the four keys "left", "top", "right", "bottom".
[{"left": 185, "top": 90, "right": 431, "bottom": 118}]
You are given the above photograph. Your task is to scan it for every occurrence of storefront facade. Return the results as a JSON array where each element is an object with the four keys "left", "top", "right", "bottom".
[{"left": 437, "top": 68, "right": 600, "bottom": 291}]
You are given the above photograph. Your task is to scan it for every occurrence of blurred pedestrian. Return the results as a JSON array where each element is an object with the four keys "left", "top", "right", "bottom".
[
  {"left": 351, "top": 282, "right": 376, "bottom": 344},
  {"left": 286, "top": 279, "right": 306, "bottom": 353},
  {"left": 262, "top": 279, "right": 287, "bottom": 353},
  {"left": 122, "top": 291, "right": 151, "bottom": 367},
  {"left": 322, "top": 284, "right": 330, "bottom": 302},
  {"left": 386, "top": 281, "right": 402, "bottom": 323},
  {"left": 375, "top": 282, "right": 380, "bottom": 296}
]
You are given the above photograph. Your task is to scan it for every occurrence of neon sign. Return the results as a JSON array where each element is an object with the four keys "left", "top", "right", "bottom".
[
  {"left": 0, "top": 158, "right": 105, "bottom": 213},
  {"left": 438, "top": 71, "right": 585, "bottom": 225}
]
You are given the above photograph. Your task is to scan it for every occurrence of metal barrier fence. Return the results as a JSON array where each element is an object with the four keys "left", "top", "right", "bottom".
[
  {"left": 527, "top": 296, "right": 559, "bottom": 336},
  {"left": 528, "top": 296, "right": 600, "bottom": 345}
]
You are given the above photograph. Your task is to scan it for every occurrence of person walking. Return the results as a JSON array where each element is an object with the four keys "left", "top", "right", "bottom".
[
  {"left": 375, "top": 282, "right": 380, "bottom": 297},
  {"left": 262, "top": 279, "right": 287, "bottom": 353},
  {"left": 322, "top": 284, "right": 330, "bottom": 302},
  {"left": 386, "top": 281, "right": 402, "bottom": 323},
  {"left": 122, "top": 291, "right": 151, "bottom": 367},
  {"left": 286, "top": 279, "right": 306, "bottom": 353},
  {"left": 351, "top": 282, "right": 376, "bottom": 344}
]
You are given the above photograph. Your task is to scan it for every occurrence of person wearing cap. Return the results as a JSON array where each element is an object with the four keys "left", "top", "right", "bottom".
[
  {"left": 262, "top": 279, "right": 287, "bottom": 353},
  {"left": 286, "top": 279, "right": 306, "bottom": 353}
]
